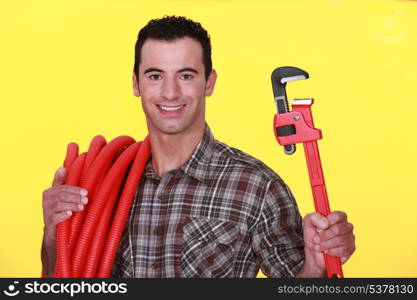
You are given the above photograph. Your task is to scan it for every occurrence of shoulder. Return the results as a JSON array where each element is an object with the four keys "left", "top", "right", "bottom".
[{"left": 210, "top": 139, "right": 283, "bottom": 185}]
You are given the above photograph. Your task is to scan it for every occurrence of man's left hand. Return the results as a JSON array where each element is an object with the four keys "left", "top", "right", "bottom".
[{"left": 301, "top": 211, "right": 355, "bottom": 276}]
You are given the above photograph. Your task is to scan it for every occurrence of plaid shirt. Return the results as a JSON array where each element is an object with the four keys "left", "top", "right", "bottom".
[{"left": 111, "top": 125, "right": 305, "bottom": 278}]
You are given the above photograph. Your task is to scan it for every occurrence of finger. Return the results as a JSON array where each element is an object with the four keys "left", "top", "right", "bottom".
[
  {"left": 319, "top": 222, "right": 354, "bottom": 241},
  {"left": 312, "top": 234, "right": 321, "bottom": 245},
  {"left": 305, "top": 234, "right": 319, "bottom": 249},
  {"left": 58, "top": 185, "right": 88, "bottom": 196},
  {"left": 54, "top": 201, "right": 85, "bottom": 213},
  {"left": 324, "top": 243, "right": 356, "bottom": 258},
  {"left": 318, "top": 233, "right": 355, "bottom": 251},
  {"left": 43, "top": 186, "right": 88, "bottom": 207},
  {"left": 52, "top": 167, "right": 66, "bottom": 187},
  {"left": 327, "top": 211, "right": 348, "bottom": 226},
  {"left": 51, "top": 210, "right": 73, "bottom": 226},
  {"left": 58, "top": 185, "right": 88, "bottom": 198},
  {"left": 56, "top": 191, "right": 89, "bottom": 205},
  {"left": 303, "top": 213, "right": 330, "bottom": 231},
  {"left": 340, "top": 256, "right": 349, "bottom": 264}
]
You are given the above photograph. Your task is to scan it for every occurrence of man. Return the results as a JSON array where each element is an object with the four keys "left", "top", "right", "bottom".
[{"left": 42, "top": 16, "right": 355, "bottom": 277}]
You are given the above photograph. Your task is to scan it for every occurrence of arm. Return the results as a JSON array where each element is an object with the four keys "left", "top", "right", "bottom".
[
  {"left": 251, "top": 179, "right": 305, "bottom": 278},
  {"left": 41, "top": 229, "right": 57, "bottom": 277},
  {"left": 251, "top": 179, "right": 355, "bottom": 278}
]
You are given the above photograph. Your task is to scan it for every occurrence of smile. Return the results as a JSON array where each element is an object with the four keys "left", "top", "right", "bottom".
[{"left": 157, "top": 105, "right": 186, "bottom": 111}]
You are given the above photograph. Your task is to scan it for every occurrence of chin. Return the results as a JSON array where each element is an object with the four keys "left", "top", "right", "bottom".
[{"left": 156, "top": 123, "right": 186, "bottom": 135}]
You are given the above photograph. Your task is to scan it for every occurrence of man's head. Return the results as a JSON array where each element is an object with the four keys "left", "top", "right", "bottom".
[
  {"left": 133, "top": 16, "right": 212, "bottom": 81},
  {"left": 132, "top": 16, "right": 217, "bottom": 136}
]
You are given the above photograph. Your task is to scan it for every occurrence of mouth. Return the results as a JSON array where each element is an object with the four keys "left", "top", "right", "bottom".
[{"left": 156, "top": 104, "right": 187, "bottom": 116}]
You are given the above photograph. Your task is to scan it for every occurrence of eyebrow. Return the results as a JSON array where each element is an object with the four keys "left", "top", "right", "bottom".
[
  {"left": 144, "top": 68, "right": 163, "bottom": 74},
  {"left": 143, "top": 67, "right": 199, "bottom": 74},
  {"left": 178, "top": 68, "right": 198, "bottom": 74}
]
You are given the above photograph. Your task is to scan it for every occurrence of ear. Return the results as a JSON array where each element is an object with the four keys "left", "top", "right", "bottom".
[
  {"left": 204, "top": 69, "right": 217, "bottom": 97},
  {"left": 132, "top": 73, "right": 140, "bottom": 97}
]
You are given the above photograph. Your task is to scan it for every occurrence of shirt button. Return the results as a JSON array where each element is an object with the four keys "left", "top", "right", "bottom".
[{"left": 207, "top": 232, "right": 216, "bottom": 241}]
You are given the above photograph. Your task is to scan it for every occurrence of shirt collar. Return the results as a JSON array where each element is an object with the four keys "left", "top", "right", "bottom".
[{"left": 143, "top": 124, "right": 215, "bottom": 182}]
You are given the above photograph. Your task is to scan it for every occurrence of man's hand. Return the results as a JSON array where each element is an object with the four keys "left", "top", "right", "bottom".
[
  {"left": 298, "top": 211, "right": 355, "bottom": 277},
  {"left": 42, "top": 167, "right": 89, "bottom": 246}
]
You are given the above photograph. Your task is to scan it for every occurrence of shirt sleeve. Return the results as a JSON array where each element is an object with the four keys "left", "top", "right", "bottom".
[{"left": 251, "top": 178, "right": 305, "bottom": 277}]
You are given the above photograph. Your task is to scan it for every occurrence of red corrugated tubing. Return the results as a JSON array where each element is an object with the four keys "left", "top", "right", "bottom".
[{"left": 42, "top": 135, "right": 151, "bottom": 278}]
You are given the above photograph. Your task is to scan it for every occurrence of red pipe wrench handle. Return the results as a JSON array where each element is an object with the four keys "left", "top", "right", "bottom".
[
  {"left": 274, "top": 99, "right": 344, "bottom": 278},
  {"left": 303, "top": 140, "right": 344, "bottom": 278},
  {"left": 293, "top": 102, "right": 343, "bottom": 278}
]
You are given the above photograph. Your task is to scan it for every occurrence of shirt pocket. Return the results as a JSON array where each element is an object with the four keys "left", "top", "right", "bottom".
[{"left": 181, "top": 217, "right": 240, "bottom": 278}]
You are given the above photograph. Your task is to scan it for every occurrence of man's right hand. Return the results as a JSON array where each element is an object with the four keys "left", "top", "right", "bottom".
[{"left": 42, "top": 167, "right": 89, "bottom": 247}]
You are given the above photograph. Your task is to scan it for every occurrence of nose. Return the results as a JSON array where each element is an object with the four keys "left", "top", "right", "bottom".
[{"left": 161, "top": 76, "right": 181, "bottom": 101}]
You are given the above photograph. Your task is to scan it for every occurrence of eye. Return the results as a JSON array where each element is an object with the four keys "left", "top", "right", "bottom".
[
  {"left": 149, "top": 74, "right": 162, "bottom": 80},
  {"left": 180, "top": 73, "right": 193, "bottom": 81}
]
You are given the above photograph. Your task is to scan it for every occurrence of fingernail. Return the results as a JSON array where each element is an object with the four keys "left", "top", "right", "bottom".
[
  {"left": 81, "top": 197, "right": 88, "bottom": 204},
  {"left": 59, "top": 167, "right": 65, "bottom": 175},
  {"left": 67, "top": 210, "right": 72, "bottom": 216},
  {"left": 314, "top": 236, "right": 320, "bottom": 244},
  {"left": 80, "top": 189, "right": 88, "bottom": 196},
  {"left": 78, "top": 204, "right": 83, "bottom": 211}
]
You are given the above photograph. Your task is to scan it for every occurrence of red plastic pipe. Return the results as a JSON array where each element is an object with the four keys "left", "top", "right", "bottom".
[{"left": 44, "top": 135, "right": 151, "bottom": 278}]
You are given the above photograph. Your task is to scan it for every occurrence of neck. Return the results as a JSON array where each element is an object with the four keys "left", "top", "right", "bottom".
[{"left": 148, "top": 122, "right": 206, "bottom": 177}]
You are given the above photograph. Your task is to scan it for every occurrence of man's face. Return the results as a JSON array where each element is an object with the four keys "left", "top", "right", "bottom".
[{"left": 133, "top": 37, "right": 216, "bottom": 136}]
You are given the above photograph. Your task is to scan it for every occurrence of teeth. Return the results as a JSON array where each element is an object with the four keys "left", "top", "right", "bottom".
[{"left": 159, "top": 105, "right": 184, "bottom": 111}]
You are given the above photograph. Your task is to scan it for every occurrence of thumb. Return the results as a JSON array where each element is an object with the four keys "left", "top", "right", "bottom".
[
  {"left": 303, "top": 212, "right": 330, "bottom": 232},
  {"left": 52, "top": 167, "right": 66, "bottom": 187}
]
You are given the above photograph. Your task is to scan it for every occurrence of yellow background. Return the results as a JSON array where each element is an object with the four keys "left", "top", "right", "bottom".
[{"left": 1, "top": 0, "right": 416, "bottom": 277}]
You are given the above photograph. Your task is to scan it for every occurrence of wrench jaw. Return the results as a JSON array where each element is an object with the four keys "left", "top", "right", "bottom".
[{"left": 271, "top": 67, "right": 309, "bottom": 155}]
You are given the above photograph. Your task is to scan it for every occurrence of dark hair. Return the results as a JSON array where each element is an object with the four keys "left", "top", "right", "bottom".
[{"left": 133, "top": 15, "right": 212, "bottom": 80}]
